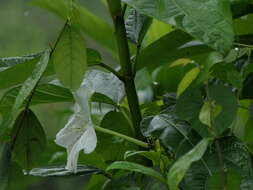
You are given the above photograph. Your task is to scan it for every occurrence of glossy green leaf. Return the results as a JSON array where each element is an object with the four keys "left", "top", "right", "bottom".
[
  {"left": 107, "top": 161, "right": 166, "bottom": 184},
  {"left": 0, "top": 143, "right": 11, "bottom": 190},
  {"left": 167, "top": 138, "right": 211, "bottom": 190},
  {"left": 177, "top": 67, "right": 200, "bottom": 97},
  {"left": 123, "top": 0, "right": 234, "bottom": 53},
  {"left": 52, "top": 23, "right": 87, "bottom": 90},
  {"left": 29, "top": 165, "right": 100, "bottom": 177},
  {"left": 11, "top": 109, "right": 46, "bottom": 170},
  {"left": 32, "top": 0, "right": 116, "bottom": 53},
  {"left": 0, "top": 51, "right": 49, "bottom": 138},
  {"left": 87, "top": 48, "right": 102, "bottom": 66}
]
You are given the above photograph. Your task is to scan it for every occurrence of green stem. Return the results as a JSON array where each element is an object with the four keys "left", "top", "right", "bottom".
[
  {"left": 107, "top": 0, "right": 143, "bottom": 138},
  {"left": 94, "top": 126, "right": 149, "bottom": 148}
]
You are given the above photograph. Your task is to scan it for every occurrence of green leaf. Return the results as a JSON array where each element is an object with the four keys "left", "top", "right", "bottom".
[
  {"left": 211, "top": 62, "right": 243, "bottom": 89},
  {"left": 107, "top": 161, "right": 166, "bottom": 184},
  {"left": 123, "top": 0, "right": 234, "bottom": 53},
  {"left": 0, "top": 56, "right": 41, "bottom": 90},
  {"left": 144, "top": 19, "right": 173, "bottom": 46},
  {"left": 176, "top": 88, "right": 211, "bottom": 137},
  {"left": 125, "top": 8, "right": 151, "bottom": 44},
  {"left": 96, "top": 111, "right": 136, "bottom": 161},
  {"left": 87, "top": 48, "right": 102, "bottom": 66},
  {"left": 0, "top": 52, "right": 41, "bottom": 69},
  {"left": 31, "top": 0, "right": 116, "bottom": 53},
  {"left": 0, "top": 84, "right": 73, "bottom": 113},
  {"left": 0, "top": 51, "right": 50, "bottom": 138},
  {"left": 153, "top": 64, "right": 194, "bottom": 94},
  {"left": 29, "top": 165, "right": 100, "bottom": 177},
  {"left": 0, "top": 143, "right": 11, "bottom": 190},
  {"left": 11, "top": 109, "right": 46, "bottom": 170},
  {"left": 181, "top": 136, "right": 253, "bottom": 189},
  {"left": 199, "top": 101, "right": 222, "bottom": 127},
  {"left": 177, "top": 67, "right": 200, "bottom": 97},
  {"left": 136, "top": 30, "right": 193, "bottom": 70},
  {"left": 209, "top": 85, "right": 238, "bottom": 135},
  {"left": 207, "top": 170, "right": 242, "bottom": 190},
  {"left": 91, "top": 92, "right": 118, "bottom": 107},
  {"left": 167, "top": 138, "right": 211, "bottom": 190},
  {"left": 52, "top": 23, "right": 87, "bottom": 90},
  {"left": 103, "top": 175, "right": 140, "bottom": 190}
]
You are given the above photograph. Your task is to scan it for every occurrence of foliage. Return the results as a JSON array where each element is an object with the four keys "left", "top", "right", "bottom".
[{"left": 1, "top": 0, "right": 253, "bottom": 189}]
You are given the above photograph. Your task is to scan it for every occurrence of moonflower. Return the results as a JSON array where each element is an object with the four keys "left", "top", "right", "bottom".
[{"left": 55, "top": 70, "right": 124, "bottom": 173}]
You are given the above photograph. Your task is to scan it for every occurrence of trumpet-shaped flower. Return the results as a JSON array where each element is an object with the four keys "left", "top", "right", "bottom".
[{"left": 55, "top": 70, "right": 124, "bottom": 173}]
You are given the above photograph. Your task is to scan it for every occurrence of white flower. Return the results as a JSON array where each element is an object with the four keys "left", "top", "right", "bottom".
[
  {"left": 55, "top": 80, "right": 96, "bottom": 173},
  {"left": 55, "top": 70, "right": 125, "bottom": 173}
]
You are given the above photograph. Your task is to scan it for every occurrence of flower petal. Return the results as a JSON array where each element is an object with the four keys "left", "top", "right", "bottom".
[{"left": 65, "top": 127, "right": 97, "bottom": 172}]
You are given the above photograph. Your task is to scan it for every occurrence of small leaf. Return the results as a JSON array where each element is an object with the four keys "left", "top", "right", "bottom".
[
  {"left": 167, "top": 138, "right": 211, "bottom": 190},
  {"left": 52, "top": 23, "right": 87, "bottom": 90},
  {"left": 177, "top": 67, "right": 200, "bottom": 97},
  {"left": 87, "top": 48, "right": 102, "bottom": 66},
  {"left": 0, "top": 143, "right": 11, "bottom": 190},
  {"left": 29, "top": 165, "right": 100, "bottom": 177},
  {"left": 107, "top": 161, "right": 166, "bottom": 184},
  {"left": 199, "top": 101, "right": 222, "bottom": 127},
  {"left": 11, "top": 109, "right": 46, "bottom": 170},
  {"left": 125, "top": 8, "right": 151, "bottom": 44},
  {"left": 90, "top": 92, "right": 118, "bottom": 107}
]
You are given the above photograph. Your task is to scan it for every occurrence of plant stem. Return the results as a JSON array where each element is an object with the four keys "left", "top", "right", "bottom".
[
  {"left": 107, "top": 0, "right": 143, "bottom": 138},
  {"left": 94, "top": 126, "right": 149, "bottom": 148}
]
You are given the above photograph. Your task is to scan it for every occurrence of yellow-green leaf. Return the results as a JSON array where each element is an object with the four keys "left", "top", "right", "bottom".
[{"left": 177, "top": 67, "right": 200, "bottom": 97}]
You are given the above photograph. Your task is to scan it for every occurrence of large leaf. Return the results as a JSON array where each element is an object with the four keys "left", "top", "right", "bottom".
[
  {"left": 11, "top": 109, "right": 46, "bottom": 170},
  {"left": 29, "top": 165, "right": 100, "bottom": 177},
  {"left": 0, "top": 51, "right": 50, "bottom": 138},
  {"left": 0, "top": 143, "right": 11, "bottom": 190},
  {"left": 167, "top": 138, "right": 211, "bottom": 190},
  {"left": 0, "top": 84, "right": 73, "bottom": 113},
  {"left": 123, "top": 0, "right": 234, "bottom": 53},
  {"left": 32, "top": 0, "right": 116, "bottom": 53},
  {"left": 107, "top": 161, "right": 166, "bottom": 184},
  {"left": 181, "top": 136, "right": 253, "bottom": 190},
  {"left": 52, "top": 23, "right": 87, "bottom": 90}
]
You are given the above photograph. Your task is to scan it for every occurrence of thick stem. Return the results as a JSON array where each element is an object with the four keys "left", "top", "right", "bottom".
[{"left": 107, "top": 0, "right": 143, "bottom": 138}]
